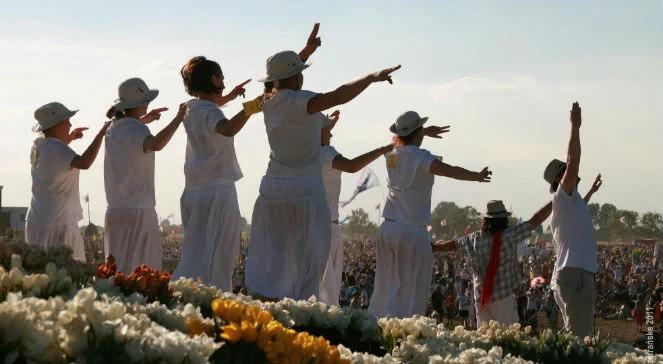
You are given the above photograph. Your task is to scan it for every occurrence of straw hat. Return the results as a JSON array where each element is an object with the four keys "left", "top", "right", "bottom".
[{"left": 543, "top": 159, "right": 567, "bottom": 193}]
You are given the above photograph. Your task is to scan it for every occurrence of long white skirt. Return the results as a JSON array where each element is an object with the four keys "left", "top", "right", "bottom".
[
  {"left": 104, "top": 208, "right": 162, "bottom": 273},
  {"left": 368, "top": 220, "right": 433, "bottom": 318},
  {"left": 172, "top": 184, "right": 240, "bottom": 291},
  {"left": 319, "top": 224, "right": 343, "bottom": 306},
  {"left": 246, "top": 176, "right": 331, "bottom": 300},
  {"left": 25, "top": 221, "right": 86, "bottom": 262}
]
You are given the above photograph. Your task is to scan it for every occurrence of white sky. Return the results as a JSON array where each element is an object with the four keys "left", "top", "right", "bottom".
[{"left": 1, "top": 1, "right": 662, "bottom": 226}]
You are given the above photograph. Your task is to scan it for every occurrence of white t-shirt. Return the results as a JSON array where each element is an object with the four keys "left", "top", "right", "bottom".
[
  {"left": 550, "top": 187, "right": 598, "bottom": 288},
  {"left": 382, "top": 145, "right": 436, "bottom": 226},
  {"left": 27, "top": 137, "right": 83, "bottom": 225},
  {"left": 262, "top": 89, "right": 327, "bottom": 177},
  {"left": 321, "top": 145, "right": 341, "bottom": 221},
  {"left": 182, "top": 99, "right": 242, "bottom": 190},
  {"left": 104, "top": 117, "right": 155, "bottom": 209}
]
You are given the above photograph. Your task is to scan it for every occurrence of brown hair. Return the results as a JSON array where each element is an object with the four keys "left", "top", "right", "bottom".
[
  {"left": 106, "top": 106, "right": 125, "bottom": 120},
  {"left": 393, "top": 126, "right": 423, "bottom": 146},
  {"left": 481, "top": 217, "right": 509, "bottom": 235},
  {"left": 180, "top": 56, "right": 223, "bottom": 96}
]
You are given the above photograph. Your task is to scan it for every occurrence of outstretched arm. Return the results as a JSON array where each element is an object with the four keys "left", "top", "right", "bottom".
[
  {"left": 584, "top": 173, "right": 603, "bottom": 203},
  {"left": 429, "top": 160, "right": 492, "bottom": 182},
  {"left": 306, "top": 65, "right": 401, "bottom": 115},
  {"left": 299, "top": 23, "right": 321, "bottom": 62},
  {"left": 560, "top": 102, "right": 582, "bottom": 194},
  {"left": 143, "top": 103, "right": 187, "bottom": 152},
  {"left": 332, "top": 144, "right": 393, "bottom": 173},
  {"left": 215, "top": 108, "right": 252, "bottom": 137},
  {"left": 70, "top": 122, "right": 111, "bottom": 170}
]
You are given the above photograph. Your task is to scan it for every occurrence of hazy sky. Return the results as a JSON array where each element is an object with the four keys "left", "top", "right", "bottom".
[{"left": 1, "top": 1, "right": 662, "bottom": 227}]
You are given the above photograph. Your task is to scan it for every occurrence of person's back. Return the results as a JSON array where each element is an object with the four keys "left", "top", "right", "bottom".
[
  {"left": 182, "top": 99, "right": 242, "bottom": 190},
  {"left": 104, "top": 117, "right": 155, "bottom": 209}
]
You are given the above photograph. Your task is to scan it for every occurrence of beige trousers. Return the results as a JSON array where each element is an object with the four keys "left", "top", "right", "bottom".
[{"left": 553, "top": 267, "right": 596, "bottom": 338}]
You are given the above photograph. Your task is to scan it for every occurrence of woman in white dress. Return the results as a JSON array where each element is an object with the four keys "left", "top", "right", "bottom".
[
  {"left": 368, "top": 111, "right": 492, "bottom": 318},
  {"left": 246, "top": 24, "right": 401, "bottom": 300},
  {"left": 171, "top": 56, "right": 257, "bottom": 290},
  {"left": 26, "top": 102, "right": 110, "bottom": 261},
  {"left": 318, "top": 111, "right": 394, "bottom": 306},
  {"left": 104, "top": 78, "right": 187, "bottom": 273}
]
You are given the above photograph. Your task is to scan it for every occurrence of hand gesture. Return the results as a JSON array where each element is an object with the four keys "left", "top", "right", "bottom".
[
  {"left": 69, "top": 127, "right": 89, "bottom": 140},
  {"left": 306, "top": 23, "right": 321, "bottom": 50},
  {"left": 327, "top": 110, "right": 340, "bottom": 128},
  {"left": 570, "top": 101, "right": 581, "bottom": 128},
  {"left": 175, "top": 103, "right": 188, "bottom": 122},
  {"left": 229, "top": 79, "right": 251, "bottom": 99},
  {"left": 141, "top": 107, "right": 168, "bottom": 124},
  {"left": 424, "top": 125, "right": 451, "bottom": 139},
  {"left": 477, "top": 167, "right": 492, "bottom": 183},
  {"left": 589, "top": 173, "right": 603, "bottom": 194},
  {"left": 371, "top": 65, "right": 401, "bottom": 84}
]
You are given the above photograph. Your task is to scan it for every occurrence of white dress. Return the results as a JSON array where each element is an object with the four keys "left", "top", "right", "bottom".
[
  {"left": 104, "top": 117, "right": 162, "bottom": 273},
  {"left": 245, "top": 89, "right": 331, "bottom": 300},
  {"left": 171, "top": 100, "right": 242, "bottom": 291},
  {"left": 26, "top": 137, "right": 86, "bottom": 261},
  {"left": 318, "top": 145, "right": 343, "bottom": 306},
  {"left": 368, "top": 145, "right": 436, "bottom": 318}
]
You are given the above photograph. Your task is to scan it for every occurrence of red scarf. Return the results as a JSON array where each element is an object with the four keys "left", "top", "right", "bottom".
[{"left": 480, "top": 230, "right": 502, "bottom": 311}]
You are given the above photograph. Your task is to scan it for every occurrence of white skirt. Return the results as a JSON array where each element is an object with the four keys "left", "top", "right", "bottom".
[
  {"left": 319, "top": 224, "right": 343, "bottom": 306},
  {"left": 25, "top": 221, "right": 86, "bottom": 262},
  {"left": 104, "top": 208, "right": 162, "bottom": 273},
  {"left": 246, "top": 176, "right": 331, "bottom": 300},
  {"left": 172, "top": 184, "right": 240, "bottom": 291},
  {"left": 368, "top": 220, "right": 433, "bottom": 318}
]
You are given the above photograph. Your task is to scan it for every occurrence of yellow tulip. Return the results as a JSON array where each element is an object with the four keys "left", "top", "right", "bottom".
[
  {"left": 257, "top": 310, "right": 273, "bottom": 325},
  {"left": 186, "top": 318, "right": 206, "bottom": 336},
  {"left": 241, "top": 321, "right": 258, "bottom": 343},
  {"left": 220, "top": 322, "right": 242, "bottom": 343},
  {"left": 211, "top": 298, "right": 224, "bottom": 318}
]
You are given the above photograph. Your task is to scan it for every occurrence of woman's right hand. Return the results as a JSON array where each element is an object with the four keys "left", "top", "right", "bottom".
[{"left": 370, "top": 65, "right": 402, "bottom": 84}]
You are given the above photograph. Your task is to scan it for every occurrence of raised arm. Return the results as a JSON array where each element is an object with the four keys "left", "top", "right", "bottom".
[
  {"left": 560, "top": 102, "right": 582, "bottom": 194},
  {"left": 70, "top": 122, "right": 111, "bottom": 170},
  {"left": 527, "top": 201, "right": 553, "bottom": 229},
  {"left": 332, "top": 144, "right": 393, "bottom": 173},
  {"left": 306, "top": 65, "right": 401, "bottom": 115},
  {"left": 215, "top": 108, "right": 252, "bottom": 137},
  {"left": 584, "top": 174, "right": 603, "bottom": 203},
  {"left": 429, "top": 160, "right": 492, "bottom": 182},
  {"left": 299, "top": 23, "right": 321, "bottom": 63},
  {"left": 143, "top": 103, "right": 187, "bottom": 152}
]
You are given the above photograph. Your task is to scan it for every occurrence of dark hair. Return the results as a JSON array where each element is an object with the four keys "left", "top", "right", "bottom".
[
  {"left": 395, "top": 126, "right": 423, "bottom": 145},
  {"left": 106, "top": 106, "right": 125, "bottom": 120},
  {"left": 264, "top": 81, "right": 274, "bottom": 94},
  {"left": 180, "top": 56, "right": 223, "bottom": 96},
  {"left": 481, "top": 217, "right": 509, "bottom": 234}
]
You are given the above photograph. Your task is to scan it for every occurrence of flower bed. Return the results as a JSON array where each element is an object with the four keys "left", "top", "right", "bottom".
[{"left": 1, "top": 242, "right": 662, "bottom": 363}]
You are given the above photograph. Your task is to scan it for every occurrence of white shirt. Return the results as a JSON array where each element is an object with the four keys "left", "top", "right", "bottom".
[
  {"left": 550, "top": 187, "right": 598, "bottom": 289},
  {"left": 382, "top": 145, "right": 436, "bottom": 226},
  {"left": 27, "top": 137, "right": 83, "bottom": 225},
  {"left": 182, "top": 99, "right": 242, "bottom": 190},
  {"left": 104, "top": 117, "right": 155, "bottom": 209},
  {"left": 321, "top": 145, "right": 341, "bottom": 221},
  {"left": 262, "top": 89, "right": 327, "bottom": 177}
]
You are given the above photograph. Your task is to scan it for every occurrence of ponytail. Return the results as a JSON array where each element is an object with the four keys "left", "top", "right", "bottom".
[{"left": 106, "top": 106, "right": 125, "bottom": 120}]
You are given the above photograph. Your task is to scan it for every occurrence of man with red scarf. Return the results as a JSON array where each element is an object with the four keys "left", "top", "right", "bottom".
[{"left": 433, "top": 200, "right": 552, "bottom": 326}]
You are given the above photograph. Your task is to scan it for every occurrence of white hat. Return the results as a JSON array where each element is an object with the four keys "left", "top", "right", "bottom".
[
  {"left": 389, "top": 111, "right": 428, "bottom": 136},
  {"left": 112, "top": 78, "right": 159, "bottom": 111},
  {"left": 258, "top": 50, "right": 310, "bottom": 83},
  {"left": 33, "top": 102, "right": 78, "bottom": 132},
  {"left": 482, "top": 200, "right": 512, "bottom": 218}
]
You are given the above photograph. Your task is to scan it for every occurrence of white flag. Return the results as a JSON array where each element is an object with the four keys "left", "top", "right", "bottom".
[{"left": 340, "top": 168, "right": 380, "bottom": 208}]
